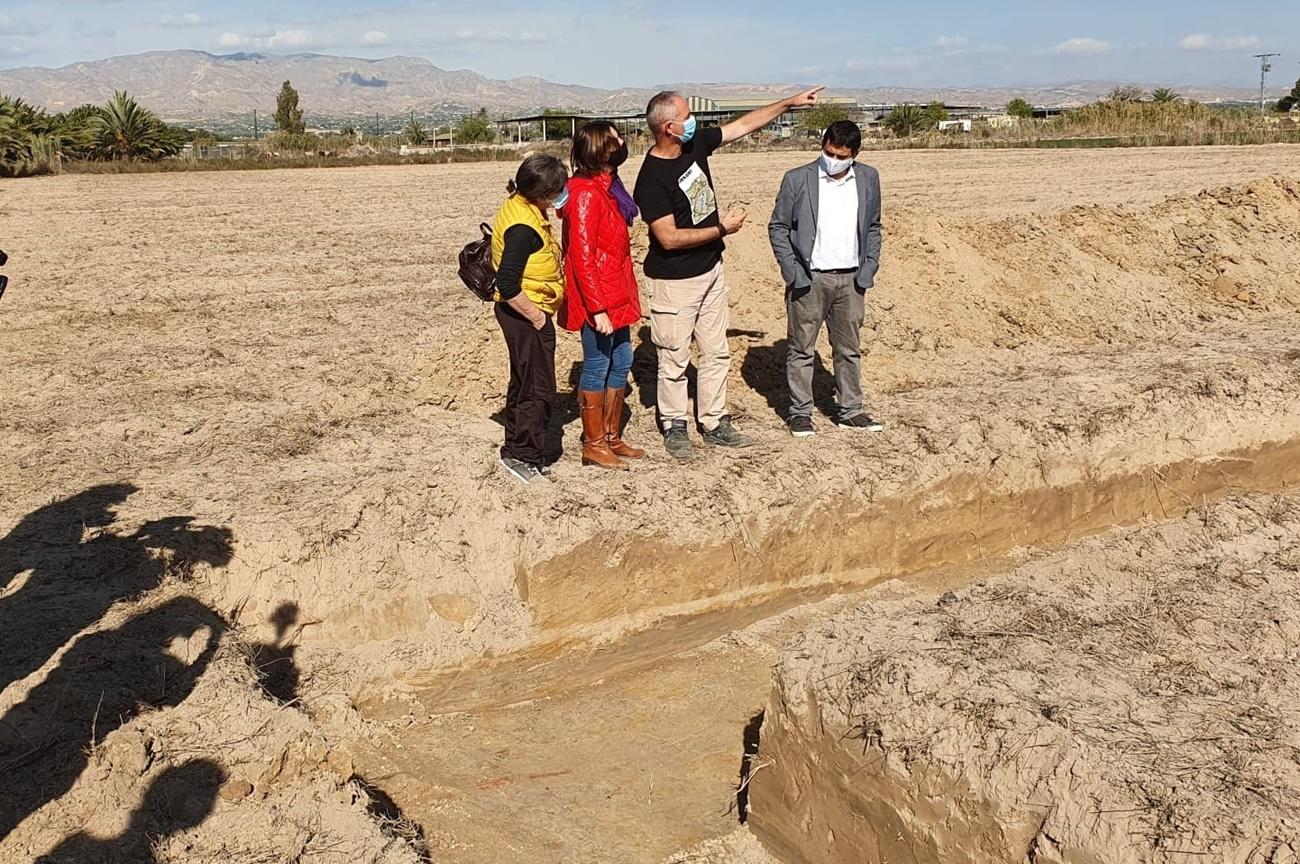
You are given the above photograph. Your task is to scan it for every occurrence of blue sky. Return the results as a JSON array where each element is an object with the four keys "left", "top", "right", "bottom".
[{"left": 1, "top": 0, "right": 1297, "bottom": 90}]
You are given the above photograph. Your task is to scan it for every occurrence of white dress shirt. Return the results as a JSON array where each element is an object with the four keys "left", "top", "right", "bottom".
[{"left": 809, "top": 165, "right": 859, "bottom": 271}]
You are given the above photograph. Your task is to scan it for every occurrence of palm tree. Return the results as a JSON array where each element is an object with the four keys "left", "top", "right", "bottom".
[
  {"left": 1151, "top": 88, "right": 1181, "bottom": 104},
  {"left": 92, "top": 91, "right": 182, "bottom": 161},
  {"left": 885, "top": 103, "right": 927, "bottom": 137},
  {"left": 404, "top": 117, "right": 427, "bottom": 145},
  {"left": 0, "top": 95, "right": 61, "bottom": 176}
]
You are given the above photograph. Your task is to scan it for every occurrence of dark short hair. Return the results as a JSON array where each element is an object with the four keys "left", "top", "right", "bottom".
[
  {"left": 571, "top": 121, "right": 621, "bottom": 177},
  {"left": 506, "top": 153, "right": 569, "bottom": 202},
  {"left": 822, "top": 120, "right": 862, "bottom": 153}
]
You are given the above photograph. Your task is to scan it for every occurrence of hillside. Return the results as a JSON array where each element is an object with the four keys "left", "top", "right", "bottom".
[{"left": 0, "top": 49, "right": 1280, "bottom": 124}]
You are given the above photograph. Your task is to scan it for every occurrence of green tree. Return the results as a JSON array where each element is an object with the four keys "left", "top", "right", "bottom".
[
  {"left": 885, "top": 103, "right": 927, "bottom": 137},
  {"left": 798, "top": 103, "right": 851, "bottom": 133},
  {"left": 91, "top": 91, "right": 184, "bottom": 161},
  {"left": 50, "top": 105, "right": 100, "bottom": 160},
  {"left": 455, "top": 108, "right": 495, "bottom": 144},
  {"left": 1150, "top": 87, "right": 1181, "bottom": 104},
  {"left": 275, "top": 80, "right": 305, "bottom": 135},
  {"left": 922, "top": 100, "right": 949, "bottom": 128},
  {"left": 1107, "top": 84, "right": 1145, "bottom": 103},
  {"left": 1006, "top": 98, "right": 1034, "bottom": 119},
  {"left": 0, "top": 95, "right": 45, "bottom": 175},
  {"left": 405, "top": 116, "right": 428, "bottom": 145},
  {"left": 1275, "top": 77, "right": 1300, "bottom": 113}
]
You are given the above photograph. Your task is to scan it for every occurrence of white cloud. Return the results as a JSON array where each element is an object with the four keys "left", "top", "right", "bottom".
[
  {"left": 268, "top": 30, "right": 311, "bottom": 48},
  {"left": 933, "top": 35, "right": 968, "bottom": 51},
  {"left": 1053, "top": 37, "right": 1113, "bottom": 56},
  {"left": 1179, "top": 34, "right": 1262, "bottom": 52},
  {"left": 161, "top": 13, "right": 208, "bottom": 29},
  {"left": 218, "top": 29, "right": 317, "bottom": 50},
  {"left": 361, "top": 30, "right": 389, "bottom": 45}
]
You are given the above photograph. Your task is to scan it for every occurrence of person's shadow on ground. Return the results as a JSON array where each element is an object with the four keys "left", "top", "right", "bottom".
[
  {"left": 740, "top": 338, "right": 840, "bottom": 422},
  {"left": 250, "top": 602, "right": 303, "bottom": 705},
  {"left": 0, "top": 484, "right": 233, "bottom": 696},
  {"left": 0, "top": 595, "right": 227, "bottom": 839},
  {"left": 35, "top": 759, "right": 226, "bottom": 864}
]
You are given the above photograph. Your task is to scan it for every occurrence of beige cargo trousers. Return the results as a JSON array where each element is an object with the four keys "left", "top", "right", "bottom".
[{"left": 646, "top": 260, "right": 731, "bottom": 433}]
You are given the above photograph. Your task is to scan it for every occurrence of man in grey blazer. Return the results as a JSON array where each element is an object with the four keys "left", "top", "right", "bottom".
[{"left": 769, "top": 120, "right": 883, "bottom": 437}]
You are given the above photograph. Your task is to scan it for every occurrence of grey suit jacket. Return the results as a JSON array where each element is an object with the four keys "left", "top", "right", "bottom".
[{"left": 768, "top": 159, "right": 882, "bottom": 292}]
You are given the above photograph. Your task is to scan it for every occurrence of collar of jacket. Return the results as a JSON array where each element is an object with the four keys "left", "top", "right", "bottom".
[{"left": 571, "top": 171, "right": 614, "bottom": 193}]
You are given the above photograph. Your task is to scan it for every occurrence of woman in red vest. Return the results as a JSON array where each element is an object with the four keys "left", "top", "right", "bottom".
[{"left": 561, "top": 121, "right": 645, "bottom": 468}]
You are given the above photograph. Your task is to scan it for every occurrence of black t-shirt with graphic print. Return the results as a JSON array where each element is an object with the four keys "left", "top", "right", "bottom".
[{"left": 633, "top": 126, "right": 725, "bottom": 280}]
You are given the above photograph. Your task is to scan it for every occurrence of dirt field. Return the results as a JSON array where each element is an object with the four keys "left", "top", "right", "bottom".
[{"left": 1, "top": 144, "right": 1299, "bottom": 861}]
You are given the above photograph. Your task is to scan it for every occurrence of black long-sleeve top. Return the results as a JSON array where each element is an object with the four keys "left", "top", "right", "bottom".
[{"left": 495, "top": 224, "right": 544, "bottom": 302}]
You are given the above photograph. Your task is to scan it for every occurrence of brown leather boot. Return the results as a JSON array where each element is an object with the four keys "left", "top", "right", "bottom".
[
  {"left": 604, "top": 387, "right": 645, "bottom": 459},
  {"left": 579, "top": 390, "right": 624, "bottom": 468}
]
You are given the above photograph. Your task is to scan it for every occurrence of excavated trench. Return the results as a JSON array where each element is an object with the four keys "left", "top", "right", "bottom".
[
  {"left": 400, "top": 436, "right": 1300, "bottom": 716},
  {"left": 746, "top": 487, "right": 1300, "bottom": 864},
  {"left": 344, "top": 428, "right": 1300, "bottom": 863}
]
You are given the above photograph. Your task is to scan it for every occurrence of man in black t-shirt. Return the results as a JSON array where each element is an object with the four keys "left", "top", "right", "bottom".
[{"left": 634, "top": 87, "right": 823, "bottom": 461}]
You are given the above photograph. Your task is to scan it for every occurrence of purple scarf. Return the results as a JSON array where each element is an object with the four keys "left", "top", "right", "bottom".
[{"left": 610, "top": 172, "right": 638, "bottom": 226}]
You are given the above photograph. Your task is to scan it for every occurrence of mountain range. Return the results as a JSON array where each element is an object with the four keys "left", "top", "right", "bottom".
[{"left": 0, "top": 50, "right": 1279, "bottom": 124}]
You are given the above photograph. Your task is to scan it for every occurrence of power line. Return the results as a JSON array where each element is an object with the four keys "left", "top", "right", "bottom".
[{"left": 1253, "top": 53, "right": 1281, "bottom": 114}]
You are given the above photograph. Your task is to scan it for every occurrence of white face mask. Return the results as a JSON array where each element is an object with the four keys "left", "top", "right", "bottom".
[{"left": 821, "top": 153, "right": 854, "bottom": 175}]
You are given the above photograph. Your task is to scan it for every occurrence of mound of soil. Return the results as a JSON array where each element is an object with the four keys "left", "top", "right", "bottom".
[{"left": 749, "top": 493, "right": 1300, "bottom": 863}]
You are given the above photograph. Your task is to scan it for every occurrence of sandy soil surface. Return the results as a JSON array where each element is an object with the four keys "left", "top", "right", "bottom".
[
  {"left": 1, "top": 145, "right": 1299, "bottom": 861},
  {"left": 749, "top": 492, "right": 1300, "bottom": 864}
]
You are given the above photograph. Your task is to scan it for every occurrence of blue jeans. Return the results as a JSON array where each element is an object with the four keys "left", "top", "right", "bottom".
[{"left": 579, "top": 324, "right": 633, "bottom": 392}]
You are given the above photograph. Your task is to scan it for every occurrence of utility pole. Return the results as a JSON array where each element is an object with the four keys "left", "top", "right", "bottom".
[
  {"left": 253, "top": 109, "right": 258, "bottom": 140},
  {"left": 1254, "top": 53, "right": 1280, "bottom": 114},
  {"left": 374, "top": 112, "right": 380, "bottom": 140}
]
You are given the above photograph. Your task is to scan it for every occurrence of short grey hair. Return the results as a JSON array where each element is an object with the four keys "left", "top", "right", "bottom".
[{"left": 646, "top": 91, "right": 683, "bottom": 135}]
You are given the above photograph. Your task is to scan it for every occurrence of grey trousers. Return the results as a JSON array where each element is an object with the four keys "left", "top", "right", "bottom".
[{"left": 785, "top": 270, "right": 865, "bottom": 419}]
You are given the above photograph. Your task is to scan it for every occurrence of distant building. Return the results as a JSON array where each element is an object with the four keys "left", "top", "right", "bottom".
[
  {"left": 981, "top": 114, "right": 1018, "bottom": 129},
  {"left": 689, "top": 95, "right": 863, "bottom": 133}
]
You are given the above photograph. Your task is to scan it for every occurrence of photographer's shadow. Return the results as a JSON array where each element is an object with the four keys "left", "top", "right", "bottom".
[
  {"left": 0, "top": 596, "right": 227, "bottom": 840},
  {"left": 36, "top": 760, "right": 226, "bottom": 864},
  {"left": 0, "top": 484, "right": 232, "bottom": 696}
]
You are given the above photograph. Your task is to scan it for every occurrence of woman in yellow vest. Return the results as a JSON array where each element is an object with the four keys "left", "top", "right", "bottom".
[{"left": 491, "top": 153, "right": 569, "bottom": 484}]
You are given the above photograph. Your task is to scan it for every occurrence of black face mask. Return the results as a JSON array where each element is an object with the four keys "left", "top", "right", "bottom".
[{"left": 610, "top": 141, "right": 629, "bottom": 168}]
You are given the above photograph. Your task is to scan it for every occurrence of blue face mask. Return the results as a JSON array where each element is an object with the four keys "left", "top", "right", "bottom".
[
  {"left": 550, "top": 186, "right": 569, "bottom": 211},
  {"left": 674, "top": 114, "right": 697, "bottom": 143}
]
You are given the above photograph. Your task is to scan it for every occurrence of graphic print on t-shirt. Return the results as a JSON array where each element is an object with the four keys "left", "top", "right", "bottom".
[{"left": 677, "top": 162, "right": 717, "bottom": 225}]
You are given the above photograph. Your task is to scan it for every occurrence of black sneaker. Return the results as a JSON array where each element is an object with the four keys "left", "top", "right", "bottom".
[
  {"left": 663, "top": 420, "right": 695, "bottom": 461},
  {"left": 836, "top": 413, "right": 884, "bottom": 432},
  {"left": 703, "top": 416, "right": 754, "bottom": 448},
  {"left": 787, "top": 415, "right": 815, "bottom": 438},
  {"left": 500, "top": 455, "right": 545, "bottom": 484}
]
